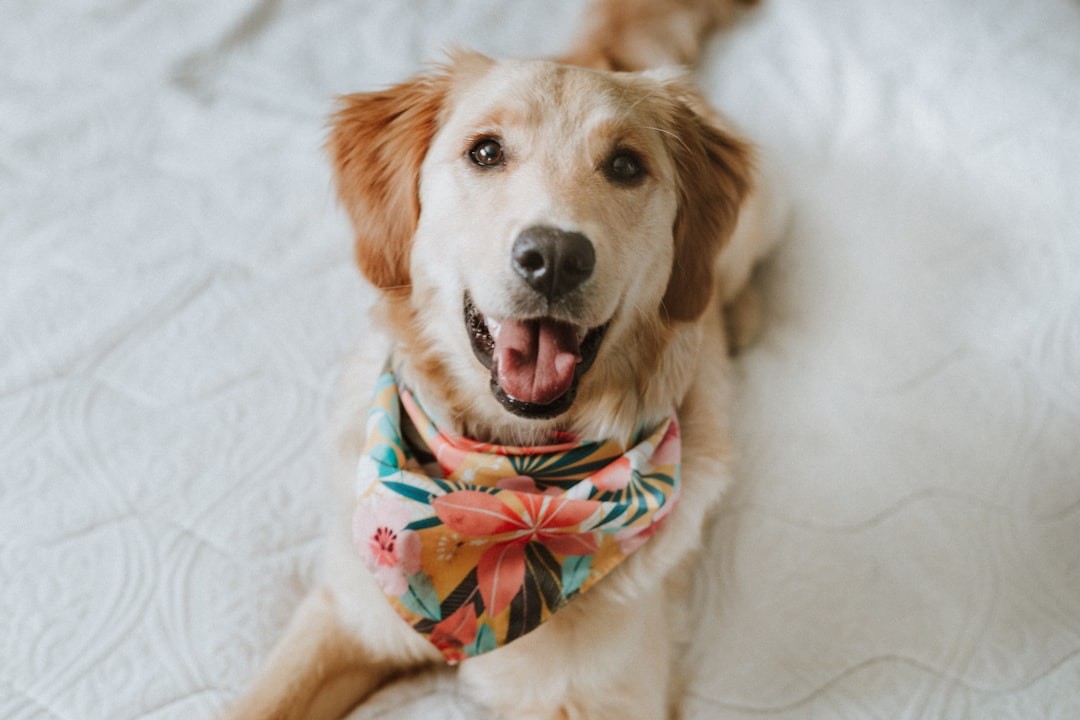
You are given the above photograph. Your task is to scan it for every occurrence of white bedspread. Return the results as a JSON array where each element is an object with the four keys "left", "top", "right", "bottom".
[{"left": 3, "top": 1, "right": 1078, "bottom": 718}]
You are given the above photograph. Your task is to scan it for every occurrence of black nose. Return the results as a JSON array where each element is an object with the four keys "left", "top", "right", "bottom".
[{"left": 511, "top": 226, "right": 596, "bottom": 300}]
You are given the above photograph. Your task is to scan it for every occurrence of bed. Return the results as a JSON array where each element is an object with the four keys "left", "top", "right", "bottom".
[{"left": 3, "top": 0, "right": 1078, "bottom": 718}]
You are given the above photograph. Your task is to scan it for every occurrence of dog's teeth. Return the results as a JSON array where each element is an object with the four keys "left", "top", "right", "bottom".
[
  {"left": 576, "top": 326, "right": 589, "bottom": 342},
  {"left": 485, "top": 318, "right": 501, "bottom": 339}
]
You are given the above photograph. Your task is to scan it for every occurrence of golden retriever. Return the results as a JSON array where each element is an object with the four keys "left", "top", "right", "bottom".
[{"left": 230, "top": 0, "right": 767, "bottom": 718}]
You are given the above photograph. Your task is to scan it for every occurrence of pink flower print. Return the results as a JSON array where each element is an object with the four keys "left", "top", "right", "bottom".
[{"left": 353, "top": 496, "right": 422, "bottom": 596}]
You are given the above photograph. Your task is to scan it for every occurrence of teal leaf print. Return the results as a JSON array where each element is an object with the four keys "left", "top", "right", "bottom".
[
  {"left": 404, "top": 516, "right": 443, "bottom": 531},
  {"left": 466, "top": 623, "right": 497, "bottom": 657},
  {"left": 597, "top": 503, "right": 628, "bottom": 526},
  {"left": 383, "top": 480, "right": 433, "bottom": 505},
  {"left": 400, "top": 571, "right": 442, "bottom": 621},
  {"left": 374, "top": 412, "right": 401, "bottom": 446},
  {"left": 369, "top": 443, "right": 401, "bottom": 476},
  {"left": 561, "top": 554, "right": 592, "bottom": 598}
]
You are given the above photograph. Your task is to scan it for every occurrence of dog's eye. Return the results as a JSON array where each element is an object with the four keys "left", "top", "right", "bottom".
[
  {"left": 469, "top": 138, "right": 505, "bottom": 167},
  {"left": 606, "top": 150, "right": 645, "bottom": 184}
]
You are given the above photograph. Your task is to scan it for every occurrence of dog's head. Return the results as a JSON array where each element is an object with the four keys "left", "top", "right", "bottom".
[{"left": 330, "top": 52, "right": 750, "bottom": 444}]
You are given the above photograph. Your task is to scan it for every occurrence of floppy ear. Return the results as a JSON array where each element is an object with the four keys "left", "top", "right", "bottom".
[
  {"left": 327, "top": 73, "right": 448, "bottom": 291},
  {"left": 661, "top": 96, "right": 753, "bottom": 323}
]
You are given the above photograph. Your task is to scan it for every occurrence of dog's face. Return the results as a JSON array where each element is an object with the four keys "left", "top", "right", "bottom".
[
  {"left": 415, "top": 59, "right": 686, "bottom": 422},
  {"left": 331, "top": 53, "right": 749, "bottom": 444}
]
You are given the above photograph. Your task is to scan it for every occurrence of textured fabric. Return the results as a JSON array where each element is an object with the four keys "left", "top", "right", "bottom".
[
  {"left": 352, "top": 370, "right": 680, "bottom": 662},
  {"left": 3, "top": 1, "right": 1080, "bottom": 718}
]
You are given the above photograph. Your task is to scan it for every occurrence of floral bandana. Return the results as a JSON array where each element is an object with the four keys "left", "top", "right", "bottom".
[{"left": 352, "top": 369, "right": 681, "bottom": 663}]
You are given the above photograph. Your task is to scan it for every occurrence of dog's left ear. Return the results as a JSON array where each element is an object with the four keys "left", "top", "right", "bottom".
[
  {"left": 328, "top": 70, "right": 452, "bottom": 291},
  {"left": 659, "top": 88, "right": 753, "bottom": 323}
]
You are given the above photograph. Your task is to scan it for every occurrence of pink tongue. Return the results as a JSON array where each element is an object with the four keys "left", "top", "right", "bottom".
[{"left": 494, "top": 319, "right": 582, "bottom": 405}]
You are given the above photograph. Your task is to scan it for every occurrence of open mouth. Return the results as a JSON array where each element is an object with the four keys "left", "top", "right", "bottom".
[{"left": 465, "top": 294, "right": 608, "bottom": 419}]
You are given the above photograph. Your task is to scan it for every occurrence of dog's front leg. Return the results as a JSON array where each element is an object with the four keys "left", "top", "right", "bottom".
[
  {"left": 458, "top": 584, "right": 677, "bottom": 720},
  {"left": 226, "top": 586, "right": 393, "bottom": 720}
]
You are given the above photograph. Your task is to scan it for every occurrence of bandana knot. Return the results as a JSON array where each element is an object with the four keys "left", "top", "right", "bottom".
[{"left": 353, "top": 369, "right": 681, "bottom": 663}]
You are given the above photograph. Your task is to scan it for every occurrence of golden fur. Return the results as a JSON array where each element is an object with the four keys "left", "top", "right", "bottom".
[{"left": 229, "top": 1, "right": 769, "bottom": 718}]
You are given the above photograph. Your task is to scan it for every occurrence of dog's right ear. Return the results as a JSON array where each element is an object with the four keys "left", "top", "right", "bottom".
[{"left": 328, "top": 73, "right": 449, "bottom": 291}]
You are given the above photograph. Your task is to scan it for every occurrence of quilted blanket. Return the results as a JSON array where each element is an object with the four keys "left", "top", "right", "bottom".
[{"left": 2, "top": 1, "right": 1078, "bottom": 718}]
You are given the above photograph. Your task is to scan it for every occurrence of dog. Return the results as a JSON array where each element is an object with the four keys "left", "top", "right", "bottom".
[{"left": 230, "top": 1, "right": 768, "bottom": 718}]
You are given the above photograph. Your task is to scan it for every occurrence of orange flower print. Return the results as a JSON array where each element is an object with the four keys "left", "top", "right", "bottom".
[
  {"left": 429, "top": 603, "right": 479, "bottom": 664},
  {"left": 433, "top": 490, "right": 601, "bottom": 616}
]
